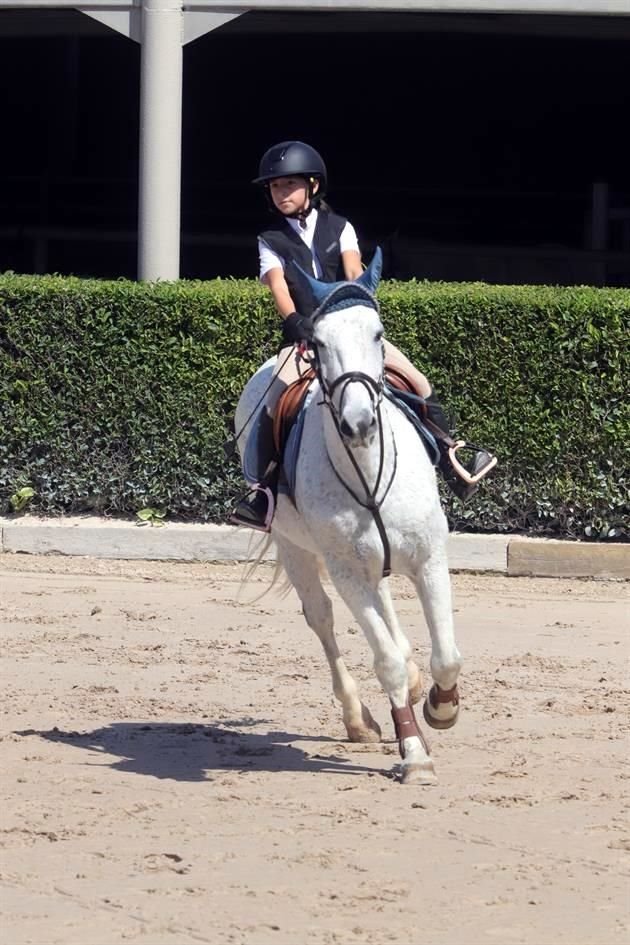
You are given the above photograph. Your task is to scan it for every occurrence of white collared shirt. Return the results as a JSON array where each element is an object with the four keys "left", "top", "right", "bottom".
[{"left": 257, "top": 209, "right": 360, "bottom": 280}]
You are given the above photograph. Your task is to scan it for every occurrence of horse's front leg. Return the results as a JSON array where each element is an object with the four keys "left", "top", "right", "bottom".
[
  {"left": 326, "top": 558, "right": 435, "bottom": 785},
  {"left": 275, "top": 537, "right": 381, "bottom": 743},
  {"left": 414, "top": 548, "right": 462, "bottom": 730},
  {"left": 377, "top": 580, "right": 423, "bottom": 705}
]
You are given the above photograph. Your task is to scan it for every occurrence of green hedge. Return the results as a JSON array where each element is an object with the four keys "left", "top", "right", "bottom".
[{"left": 1, "top": 272, "right": 628, "bottom": 540}]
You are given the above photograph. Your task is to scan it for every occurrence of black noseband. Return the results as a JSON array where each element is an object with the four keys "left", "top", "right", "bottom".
[{"left": 325, "top": 370, "right": 384, "bottom": 428}]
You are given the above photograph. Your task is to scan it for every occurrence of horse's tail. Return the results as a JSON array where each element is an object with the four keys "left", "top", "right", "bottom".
[{"left": 237, "top": 534, "right": 293, "bottom": 602}]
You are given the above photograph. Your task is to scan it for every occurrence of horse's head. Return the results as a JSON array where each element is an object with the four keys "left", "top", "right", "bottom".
[{"left": 291, "top": 248, "right": 385, "bottom": 447}]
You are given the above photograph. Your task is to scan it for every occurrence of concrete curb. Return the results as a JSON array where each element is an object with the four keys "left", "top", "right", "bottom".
[
  {"left": 508, "top": 537, "right": 630, "bottom": 581},
  {"left": 0, "top": 516, "right": 627, "bottom": 580}
]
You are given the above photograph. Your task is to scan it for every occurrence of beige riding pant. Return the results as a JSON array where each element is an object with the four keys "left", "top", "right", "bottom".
[{"left": 265, "top": 339, "right": 431, "bottom": 417}]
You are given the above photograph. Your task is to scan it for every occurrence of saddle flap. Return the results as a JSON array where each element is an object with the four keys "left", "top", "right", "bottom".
[{"left": 273, "top": 368, "right": 316, "bottom": 456}]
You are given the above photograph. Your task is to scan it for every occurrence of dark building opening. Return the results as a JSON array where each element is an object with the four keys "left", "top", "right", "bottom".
[{"left": 1, "top": 9, "right": 629, "bottom": 285}]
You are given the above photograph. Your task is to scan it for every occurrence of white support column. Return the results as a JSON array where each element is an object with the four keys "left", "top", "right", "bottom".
[
  {"left": 79, "top": 5, "right": 245, "bottom": 282},
  {"left": 138, "top": 0, "right": 184, "bottom": 281}
]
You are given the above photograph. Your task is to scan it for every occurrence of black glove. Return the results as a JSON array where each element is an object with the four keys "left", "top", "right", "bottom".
[{"left": 281, "top": 311, "right": 314, "bottom": 345}]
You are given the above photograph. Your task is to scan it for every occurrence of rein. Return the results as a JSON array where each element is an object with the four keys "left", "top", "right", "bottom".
[
  {"left": 307, "top": 346, "right": 397, "bottom": 579},
  {"left": 224, "top": 344, "right": 296, "bottom": 460}
]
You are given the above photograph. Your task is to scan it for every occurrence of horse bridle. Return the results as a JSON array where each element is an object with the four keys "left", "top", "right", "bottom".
[{"left": 305, "top": 326, "right": 397, "bottom": 579}]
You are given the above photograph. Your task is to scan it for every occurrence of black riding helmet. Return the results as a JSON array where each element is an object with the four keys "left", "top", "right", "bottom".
[{"left": 253, "top": 141, "right": 328, "bottom": 205}]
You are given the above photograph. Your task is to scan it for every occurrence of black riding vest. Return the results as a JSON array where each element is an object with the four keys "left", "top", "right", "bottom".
[{"left": 258, "top": 209, "right": 348, "bottom": 317}]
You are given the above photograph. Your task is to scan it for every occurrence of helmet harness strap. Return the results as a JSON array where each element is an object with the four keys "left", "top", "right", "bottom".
[{"left": 264, "top": 175, "right": 320, "bottom": 225}]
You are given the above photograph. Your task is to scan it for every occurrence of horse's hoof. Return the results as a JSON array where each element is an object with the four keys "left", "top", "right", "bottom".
[
  {"left": 422, "top": 684, "right": 460, "bottom": 730},
  {"left": 345, "top": 705, "right": 382, "bottom": 743},
  {"left": 401, "top": 761, "right": 437, "bottom": 786},
  {"left": 346, "top": 724, "right": 382, "bottom": 744}
]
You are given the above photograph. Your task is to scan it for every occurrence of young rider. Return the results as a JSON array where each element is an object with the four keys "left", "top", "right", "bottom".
[{"left": 229, "top": 140, "right": 495, "bottom": 531}]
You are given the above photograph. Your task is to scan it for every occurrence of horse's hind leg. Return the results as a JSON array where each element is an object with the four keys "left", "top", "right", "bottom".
[
  {"left": 413, "top": 549, "right": 462, "bottom": 729},
  {"left": 275, "top": 537, "right": 381, "bottom": 743},
  {"left": 378, "top": 581, "right": 423, "bottom": 704}
]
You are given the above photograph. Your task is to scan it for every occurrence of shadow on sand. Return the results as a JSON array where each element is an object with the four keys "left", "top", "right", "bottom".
[{"left": 15, "top": 718, "right": 394, "bottom": 782}]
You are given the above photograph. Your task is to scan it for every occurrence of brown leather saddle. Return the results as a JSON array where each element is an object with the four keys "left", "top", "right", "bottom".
[
  {"left": 272, "top": 363, "right": 424, "bottom": 458},
  {"left": 383, "top": 365, "right": 425, "bottom": 404},
  {"left": 272, "top": 368, "right": 316, "bottom": 457}
]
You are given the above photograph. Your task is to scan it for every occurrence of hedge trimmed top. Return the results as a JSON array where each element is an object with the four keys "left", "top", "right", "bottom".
[{"left": 1, "top": 272, "right": 628, "bottom": 540}]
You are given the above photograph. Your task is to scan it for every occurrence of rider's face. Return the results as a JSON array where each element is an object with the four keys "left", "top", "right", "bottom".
[{"left": 268, "top": 176, "right": 318, "bottom": 215}]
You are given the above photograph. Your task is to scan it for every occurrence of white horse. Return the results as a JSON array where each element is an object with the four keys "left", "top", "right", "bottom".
[{"left": 233, "top": 249, "right": 461, "bottom": 784}]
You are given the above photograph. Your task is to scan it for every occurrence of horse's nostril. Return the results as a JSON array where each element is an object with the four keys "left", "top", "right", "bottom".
[
  {"left": 357, "top": 415, "right": 376, "bottom": 439},
  {"left": 340, "top": 414, "right": 376, "bottom": 440}
]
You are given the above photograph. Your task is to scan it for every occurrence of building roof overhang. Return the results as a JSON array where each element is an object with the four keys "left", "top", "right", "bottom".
[{"left": 3, "top": 0, "right": 630, "bottom": 13}]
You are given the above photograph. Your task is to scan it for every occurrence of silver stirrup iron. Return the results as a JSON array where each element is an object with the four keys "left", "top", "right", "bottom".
[
  {"left": 448, "top": 440, "right": 498, "bottom": 485},
  {"left": 255, "top": 483, "right": 276, "bottom": 531}
]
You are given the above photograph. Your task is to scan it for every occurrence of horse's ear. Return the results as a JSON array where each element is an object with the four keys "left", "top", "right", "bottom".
[
  {"left": 288, "top": 260, "right": 345, "bottom": 309},
  {"left": 356, "top": 246, "right": 383, "bottom": 294}
]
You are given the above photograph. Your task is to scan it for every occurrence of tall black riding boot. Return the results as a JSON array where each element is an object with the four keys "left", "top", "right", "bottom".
[
  {"left": 229, "top": 411, "right": 279, "bottom": 531},
  {"left": 425, "top": 393, "right": 496, "bottom": 501}
]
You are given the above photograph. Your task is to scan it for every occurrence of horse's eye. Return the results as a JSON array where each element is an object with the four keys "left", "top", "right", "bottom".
[{"left": 375, "top": 329, "right": 384, "bottom": 342}]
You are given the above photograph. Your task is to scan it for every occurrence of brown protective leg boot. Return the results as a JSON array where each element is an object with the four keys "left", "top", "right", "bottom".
[{"left": 424, "top": 394, "right": 497, "bottom": 501}]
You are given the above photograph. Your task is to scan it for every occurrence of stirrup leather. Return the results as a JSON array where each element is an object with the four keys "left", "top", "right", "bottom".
[{"left": 448, "top": 441, "right": 498, "bottom": 486}]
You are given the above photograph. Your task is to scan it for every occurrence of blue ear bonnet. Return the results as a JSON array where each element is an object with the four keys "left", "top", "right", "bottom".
[
  {"left": 289, "top": 246, "right": 383, "bottom": 322},
  {"left": 312, "top": 281, "right": 378, "bottom": 319}
]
